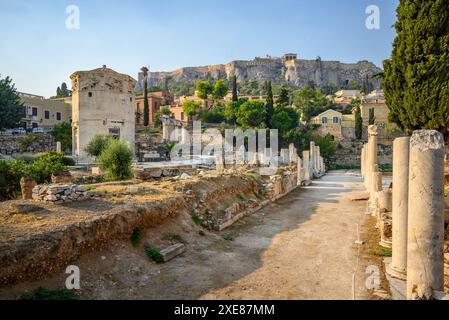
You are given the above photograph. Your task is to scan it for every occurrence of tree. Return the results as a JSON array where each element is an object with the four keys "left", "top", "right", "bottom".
[
  {"left": 276, "top": 85, "right": 290, "bottom": 108},
  {"left": 56, "top": 87, "right": 62, "bottom": 97},
  {"left": 383, "top": 0, "right": 449, "bottom": 141},
  {"left": 368, "top": 108, "right": 376, "bottom": 125},
  {"left": 314, "top": 133, "right": 336, "bottom": 162},
  {"left": 212, "top": 79, "right": 228, "bottom": 100},
  {"left": 182, "top": 100, "right": 201, "bottom": 118},
  {"left": 141, "top": 67, "right": 150, "bottom": 127},
  {"left": 61, "top": 83, "right": 70, "bottom": 97},
  {"left": 51, "top": 122, "right": 72, "bottom": 151},
  {"left": 196, "top": 81, "right": 213, "bottom": 99},
  {"left": 85, "top": 135, "right": 112, "bottom": 159},
  {"left": 353, "top": 99, "right": 363, "bottom": 140},
  {"left": 270, "top": 108, "right": 299, "bottom": 138},
  {"left": 0, "top": 75, "right": 24, "bottom": 131},
  {"left": 265, "top": 81, "right": 274, "bottom": 127},
  {"left": 154, "top": 106, "right": 173, "bottom": 127},
  {"left": 293, "top": 85, "right": 329, "bottom": 121},
  {"left": 232, "top": 75, "right": 238, "bottom": 102},
  {"left": 236, "top": 100, "right": 266, "bottom": 128}
]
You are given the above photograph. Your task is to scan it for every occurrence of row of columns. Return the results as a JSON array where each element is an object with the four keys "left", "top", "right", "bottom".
[{"left": 361, "top": 129, "right": 446, "bottom": 300}]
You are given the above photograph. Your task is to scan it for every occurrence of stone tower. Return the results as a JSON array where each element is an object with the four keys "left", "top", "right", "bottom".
[{"left": 71, "top": 65, "right": 137, "bottom": 162}]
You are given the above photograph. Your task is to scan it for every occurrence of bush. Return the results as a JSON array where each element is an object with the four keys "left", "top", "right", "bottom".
[
  {"left": 144, "top": 245, "right": 164, "bottom": 264},
  {"left": 19, "top": 133, "right": 38, "bottom": 150},
  {"left": 0, "top": 160, "right": 27, "bottom": 200},
  {"left": 85, "top": 135, "right": 113, "bottom": 158},
  {"left": 98, "top": 139, "right": 133, "bottom": 181},
  {"left": 0, "top": 152, "right": 69, "bottom": 201},
  {"left": 20, "top": 287, "right": 77, "bottom": 300},
  {"left": 29, "top": 152, "right": 69, "bottom": 184},
  {"left": 51, "top": 122, "right": 72, "bottom": 151}
]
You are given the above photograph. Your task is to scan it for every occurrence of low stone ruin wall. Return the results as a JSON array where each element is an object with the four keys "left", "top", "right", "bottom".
[
  {"left": 32, "top": 184, "right": 88, "bottom": 204},
  {"left": 330, "top": 141, "right": 392, "bottom": 168},
  {"left": 0, "top": 165, "right": 308, "bottom": 286},
  {"left": 0, "top": 134, "right": 56, "bottom": 155}
]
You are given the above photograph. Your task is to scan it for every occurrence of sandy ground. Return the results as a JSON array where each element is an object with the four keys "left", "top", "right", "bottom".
[{"left": 1, "top": 171, "right": 379, "bottom": 300}]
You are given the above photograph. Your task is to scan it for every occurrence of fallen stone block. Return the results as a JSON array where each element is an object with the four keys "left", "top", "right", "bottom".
[
  {"left": 160, "top": 243, "right": 186, "bottom": 262},
  {"left": 350, "top": 192, "right": 370, "bottom": 201}
]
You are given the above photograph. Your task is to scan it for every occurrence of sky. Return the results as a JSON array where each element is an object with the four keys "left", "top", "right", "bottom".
[{"left": 0, "top": 0, "right": 399, "bottom": 98}]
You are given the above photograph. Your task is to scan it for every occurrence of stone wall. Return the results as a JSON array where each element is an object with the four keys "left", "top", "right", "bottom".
[
  {"left": 329, "top": 141, "right": 392, "bottom": 168},
  {"left": 0, "top": 134, "right": 56, "bottom": 155},
  {"left": 32, "top": 184, "right": 88, "bottom": 204}
]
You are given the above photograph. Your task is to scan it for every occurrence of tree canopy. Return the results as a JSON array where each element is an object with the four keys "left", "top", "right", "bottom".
[
  {"left": 383, "top": 0, "right": 449, "bottom": 140},
  {"left": 0, "top": 75, "right": 23, "bottom": 131}
]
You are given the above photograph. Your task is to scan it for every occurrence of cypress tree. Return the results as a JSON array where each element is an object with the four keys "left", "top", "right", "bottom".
[
  {"left": 383, "top": 0, "right": 449, "bottom": 140},
  {"left": 368, "top": 108, "right": 376, "bottom": 125},
  {"left": 265, "top": 81, "right": 274, "bottom": 127},
  {"left": 354, "top": 100, "right": 363, "bottom": 140},
  {"left": 141, "top": 67, "right": 150, "bottom": 127},
  {"left": 232, "top": 75, "right": 238, "bottom": 102}
]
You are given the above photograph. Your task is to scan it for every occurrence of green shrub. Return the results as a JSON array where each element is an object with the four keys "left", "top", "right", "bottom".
[
  {"left": 19, "top": 287, "right": 77, "bottom": 300},
  {"left": 51, "top": 122, "right": 72, "bottom": 151},
  {"left": 85, "top": 135, "right": 113, "bottom": 158},
  {"left": 18, "top": 133, "right": 38, "bottom": 150},
  {"left": 98, "top": 139, "right": 133, "bottom": 181},
  {"left": 144, "top": 245, "right": 164, "bottom": 263},
  {"left": 131, "top": 228, "right": 143, "bottom": 247},
  {"left": 0, "top": 160, "right": 27, "bottom": 200},
  {"left": 29, "top": 152, "right": 69, "bottom": 184}
]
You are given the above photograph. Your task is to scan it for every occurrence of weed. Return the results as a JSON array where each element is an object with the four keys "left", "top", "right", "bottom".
[
  {"left": 371, "top": 247, "right": 392, "bottom": 257},
  {"left": 163, "top": 233, "right": 186, "bottom": 244},
  {"left": 144, "top": 245, "right": 164, "bottom": 263},
  {"left": 192, "top": 212, "right": 202, "bottom": 226},
  {"left": 19, "top": 287, "right": 77, "bottom": 300},
  {"left": 223, "top": 234, "right": 234, "bottom": 241},
  {"left": 131, "top": 227, "right": 143, "bottom": 247}
]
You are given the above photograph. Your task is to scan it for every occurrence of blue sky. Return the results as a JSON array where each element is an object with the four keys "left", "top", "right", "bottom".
[{"left": 0, "top": 0, "right": 399, "bottom": 97}]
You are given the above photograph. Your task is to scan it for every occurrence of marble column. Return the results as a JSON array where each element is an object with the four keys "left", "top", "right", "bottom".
[
  {"left": 387, "top": 137, "right": 410, "bottom": 280},
  {"left": 297, "top": 157, "right": 303, "bottom": 186},
  {"left": 303, "top": 151, "right": 311, "bottom": 181},
  {"left": 361, "top": 144, "right": 366, "bottom": 178},
  {"left": 407, "top": 130, "right": 445, "bottom": 300}
]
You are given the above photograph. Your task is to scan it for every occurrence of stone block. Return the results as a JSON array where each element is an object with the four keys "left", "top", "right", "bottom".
[{"left": 160, "top": 243, "right": 186, "bottom": 262}]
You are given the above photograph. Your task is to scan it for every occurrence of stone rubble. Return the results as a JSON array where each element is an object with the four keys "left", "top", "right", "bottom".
[{"left": 32, "top": 184, "right": 88, "bottom": 204}]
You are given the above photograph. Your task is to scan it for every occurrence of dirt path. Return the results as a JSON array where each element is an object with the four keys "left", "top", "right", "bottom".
[{"left": 1, "top": 171, "right": 375, "bottom": 300}]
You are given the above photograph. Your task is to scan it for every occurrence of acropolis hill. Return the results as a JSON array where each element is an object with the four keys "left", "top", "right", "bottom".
[{"left": 139, "top": 53, "right": 382, "bottom": 90}]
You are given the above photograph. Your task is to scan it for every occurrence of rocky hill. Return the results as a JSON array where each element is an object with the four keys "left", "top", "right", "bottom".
[{"left": 136, "top": 54, "right": 382, "bottom": 92}]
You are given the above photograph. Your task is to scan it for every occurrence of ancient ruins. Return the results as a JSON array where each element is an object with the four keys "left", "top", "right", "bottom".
[{"left": 360, "top": 126, "right": 448, "bottom": 300}]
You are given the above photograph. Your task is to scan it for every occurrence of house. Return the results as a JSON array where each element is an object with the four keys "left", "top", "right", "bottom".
[
  {"left": 312, "top": 109, "right": 356, "bottom": 141},
  {"left": 312, "top": 109, "right": 343, "bottom": 125},
  {"left": 18, "top": 92, "right": 72, "bottom": 131},
  {"left": 333, "top": 90, "right": 361, "bottom": 107},
  {"left": 134, "top": 91, "right": 175, "bottom": 127},
  {"left": 361, "top": 90, "right": 389, "bottom": 124}
]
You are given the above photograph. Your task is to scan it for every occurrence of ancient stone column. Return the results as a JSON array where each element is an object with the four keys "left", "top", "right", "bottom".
[
  {"left": 387, "top": 137, "right": 410, "bottom": 280},
  {"left": 310, "top": 142, "right": 316, "bottom": 175},
  {"left": 361, "top": 145, "right": 366, "bottom": 178},
  {"left": 407, "top": 130, "right": 445, "bottom": 300},
  {"left": 303, "top": 150, "right": 311, "bottom": 181},
  {"left": 315, "top": 146, "right": 321, "bottom": 173},
  {"left": 366, "top": 125, "right": 378, "bottom": 191},
  {"left": 280, "top": 149, "right": 289, "bottom": 166},
  {"left": 56, "top": 141, "right": 62, "bottom": 153},
  {"left": 289, "top": 143, "right": 298, "bottom": 164},
  {"left": 297, "top": 157, "right": 303, "bottom": 186}
]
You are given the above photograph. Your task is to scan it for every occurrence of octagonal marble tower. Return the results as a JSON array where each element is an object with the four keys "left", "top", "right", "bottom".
[{"left": 71, "top": 65, "right": 137, "bottom": 162}]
